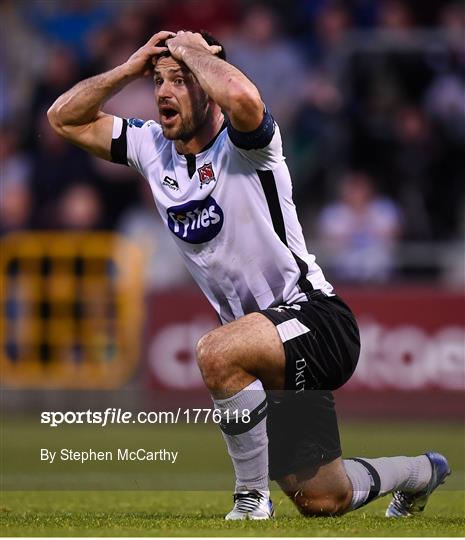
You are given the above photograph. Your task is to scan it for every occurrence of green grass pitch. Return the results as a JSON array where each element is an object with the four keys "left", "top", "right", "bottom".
[
  {"left": 1, "top": 420, "right": 464, "bottom": 536},
  {"left": 2, "top": 489, "right": 464, "bottom": 537}
]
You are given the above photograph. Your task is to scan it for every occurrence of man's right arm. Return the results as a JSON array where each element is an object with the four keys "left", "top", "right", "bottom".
[{"left": 47, "top": 31, "right": 174, "bottom": 161}]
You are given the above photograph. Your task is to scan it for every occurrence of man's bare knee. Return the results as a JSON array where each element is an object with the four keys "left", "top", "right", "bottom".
[
  {"left": 196, "top": 313, "right": 285, "bottom": 394},
  {"left": 278, "top": 458, "right": 353, "bottom": 517},
  {"left": 292, "top": 487, "right": 351, "bottom": 517},
  {"left": 196, "top": 328, "right": 256, "bottom": 396},
  {"left": 196, "top": 331, "right": 230, "bottom": 389}
]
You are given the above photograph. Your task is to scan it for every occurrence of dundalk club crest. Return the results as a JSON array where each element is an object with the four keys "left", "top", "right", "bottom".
[{"left": 197, "top": 162, "right": 216, "bottom": 188}]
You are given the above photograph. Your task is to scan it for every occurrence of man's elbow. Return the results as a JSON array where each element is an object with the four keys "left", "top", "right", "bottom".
[
  {"left": 47, "top": 104, "right": 77, "bottom": 140},
  {"left": 47, "top": 105, "right": 64, "bottom": 135}
]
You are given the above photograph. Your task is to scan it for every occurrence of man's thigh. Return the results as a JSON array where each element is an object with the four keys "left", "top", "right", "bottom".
[
  {"left": 204, "top": 312, "right": 286, "bottom": 390},
  {"left": 206, "top": 292, "right": 359, "bottom": 394}
]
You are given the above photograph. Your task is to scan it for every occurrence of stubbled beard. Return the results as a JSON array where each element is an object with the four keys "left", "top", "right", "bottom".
[
  {"left": 160, "top": 99, "right": 209, "bottom": 141},
  {"left": 161, "top": 118, "right": 200, "bottom": 141}
]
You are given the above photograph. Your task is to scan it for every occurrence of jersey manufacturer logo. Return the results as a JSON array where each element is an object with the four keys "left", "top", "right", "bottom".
[
  {"left": 162, "top": 176, "right": 179, "bottom": 191},
  {"left": 167, "top": 196, "right": 224, "bottom": 244},
  {"left": 197, "top": 162, "right": 216, "bottom": 188}
]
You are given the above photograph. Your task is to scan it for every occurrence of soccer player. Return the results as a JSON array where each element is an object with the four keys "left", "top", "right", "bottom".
[{"left": 48, "top": 30, "right": 450, "bottom": 520}]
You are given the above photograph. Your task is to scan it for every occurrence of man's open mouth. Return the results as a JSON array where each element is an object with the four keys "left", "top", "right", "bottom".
[{"left": 159, "top": 106, "right": 179, "bottom": 123}]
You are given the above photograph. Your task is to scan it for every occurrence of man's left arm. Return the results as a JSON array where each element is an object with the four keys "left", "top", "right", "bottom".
[{"left": 167, "top": 32, "right": 264, "bottom": 132}]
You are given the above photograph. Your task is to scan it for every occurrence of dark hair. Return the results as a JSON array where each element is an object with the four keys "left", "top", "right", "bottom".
[{"left": 157, "top": 30, "right": 226, "bottom": 61}]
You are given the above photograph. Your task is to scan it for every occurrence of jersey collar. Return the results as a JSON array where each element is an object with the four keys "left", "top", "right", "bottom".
[{"left": 182, "top": 119, "right": 227, "bottom": 178}]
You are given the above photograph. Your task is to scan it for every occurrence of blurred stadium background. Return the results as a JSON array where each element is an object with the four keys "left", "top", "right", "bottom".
[{"left": 1, "top": 0, "right": 464, "bottom": 484}]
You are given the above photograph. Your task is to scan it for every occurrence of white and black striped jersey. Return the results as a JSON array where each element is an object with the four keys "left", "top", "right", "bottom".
[{"left": 111, "top": 110, "right": 333, "bottom": 323}]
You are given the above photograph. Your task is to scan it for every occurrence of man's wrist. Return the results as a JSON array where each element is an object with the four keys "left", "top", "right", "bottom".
[
  {"left": 115, "top": 62, "right": 144, "bottom": 83},
  {"left": 178, "top": 44, "right": 213, "bottom": 64}
]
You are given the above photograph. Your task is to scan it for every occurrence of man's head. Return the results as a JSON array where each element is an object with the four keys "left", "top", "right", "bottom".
[{"left": 153, "top": 31, "right": 226, "bottom": 141}]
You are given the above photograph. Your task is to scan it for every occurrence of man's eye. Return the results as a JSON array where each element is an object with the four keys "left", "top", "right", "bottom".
[
  {"left": 174, "top": 78, "right": 184, "bottom": 85},
  {"left": 155, "top": 79, "right": 163, "bottom": 86}
]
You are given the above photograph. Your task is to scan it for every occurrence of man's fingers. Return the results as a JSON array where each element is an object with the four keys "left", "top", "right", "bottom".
[
  {"left": 160, "top": 32, "right": 222, "bottom": 57},
  {"left": 152, "top": 46, "right": 168, "bottom": 55},
  {"left": 151, "top": 48, "right": 168, "bottom": 64},
  {"left": 148, "top": 30, "right": 176, "bottom": 45},
  {"left": 149, "top": 47, "right": 168, "bottom": 66}
]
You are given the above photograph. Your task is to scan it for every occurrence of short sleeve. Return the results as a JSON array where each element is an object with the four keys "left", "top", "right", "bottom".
[
  {"left": 111, "top": 116, "right": 164, "bottom": 175},
  {"left": 226, "top": 107, "right": 284, "bottom": 169}
]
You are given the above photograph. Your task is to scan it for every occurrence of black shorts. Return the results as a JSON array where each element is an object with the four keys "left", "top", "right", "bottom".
[{"left": 258, "top": 291, "right": 360, "bottom": 479}]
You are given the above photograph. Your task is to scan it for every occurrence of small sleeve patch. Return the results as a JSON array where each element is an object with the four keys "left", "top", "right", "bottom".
[
  {"left": 227, "top": 108, "right": 275, "bottom": 150},
  {"left": 111, "top": 118, "right": 128, "bottom": 165},
  {"left": 128, "top": 117, "right": 145, "bottom": 128}
]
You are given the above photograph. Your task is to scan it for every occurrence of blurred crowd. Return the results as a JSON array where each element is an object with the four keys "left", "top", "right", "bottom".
[{"left": 1, "top": 0, "right": 464, "bottom": 287}]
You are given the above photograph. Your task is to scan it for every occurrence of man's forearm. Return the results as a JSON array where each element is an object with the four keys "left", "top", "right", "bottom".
[
  {"left": 179, "top": 47, "right": 261, "bottom": 114},
  {"left": 48, "top": 64, "right": 135, "bottom": 128}
]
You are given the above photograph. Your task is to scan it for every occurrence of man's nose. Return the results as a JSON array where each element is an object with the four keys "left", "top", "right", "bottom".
[{"left": 157, "top": 81, "right": 172, "bottom": 99}]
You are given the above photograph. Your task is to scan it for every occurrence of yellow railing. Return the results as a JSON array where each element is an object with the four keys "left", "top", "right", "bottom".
[{"left": 0, "top": 233, "right": 143, "bottom": 389}]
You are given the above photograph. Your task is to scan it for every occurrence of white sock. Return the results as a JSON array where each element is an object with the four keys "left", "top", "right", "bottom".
[
  {"left": 344, "top": 456, "right": 432, "bottom": 510},
  {"left": 213, "top": 379, "right": 269, "bottom": 493}
]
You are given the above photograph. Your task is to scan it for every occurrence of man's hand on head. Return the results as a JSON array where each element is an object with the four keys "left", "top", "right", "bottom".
[
  {"left": 166, "top": 31, "right": 222, "bottom": 62},
  {"left": 124, "top": 30, "right": 176, "bottom": 78}
]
